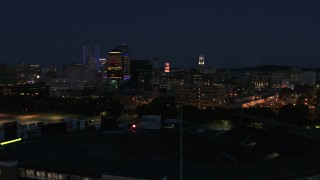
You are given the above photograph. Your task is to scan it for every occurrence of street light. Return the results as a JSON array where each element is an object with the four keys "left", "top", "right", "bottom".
[{"left": 180, "top": 104, "right": 183, "bottom": 180}]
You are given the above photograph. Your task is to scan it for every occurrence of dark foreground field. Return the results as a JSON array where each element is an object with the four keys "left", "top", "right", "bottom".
[{"left": 1, "top": 127, "right": 320, "bottom": 179}]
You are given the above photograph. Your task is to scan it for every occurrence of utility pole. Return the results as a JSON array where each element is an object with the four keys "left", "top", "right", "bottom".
[
  {"left": 241, "top": 105, "right": 244, "bottom": 126},
  {"left": 180, "top": 103, "right": 183, "bottom": 180}
]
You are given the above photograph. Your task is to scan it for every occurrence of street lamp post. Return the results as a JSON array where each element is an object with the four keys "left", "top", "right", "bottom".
[
  {"left": 180, "top": 104, "right": 183, "bottom": 180},
  {"left": 241, "top": 105, "right": 243, "bottom": 126}
]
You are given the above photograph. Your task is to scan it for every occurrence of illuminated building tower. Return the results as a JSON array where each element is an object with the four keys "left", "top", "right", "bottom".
[
  {"left": 198, "top": 54, "right": 205, "bottom": 66},
  {"left": 197, "top": 54, "right": 206, "bottom": 73},
  {"left": 104, "top": 44, "right": 131, "bottom": 80},
  {"left": 164, "top": 62, "right": 170, "bottom": 73},
  {"left": 106, "top": 49, "right": 123, "bottom": 80},
  {"left": 83, "top": 45, "right": 100, "bottom": 70}
]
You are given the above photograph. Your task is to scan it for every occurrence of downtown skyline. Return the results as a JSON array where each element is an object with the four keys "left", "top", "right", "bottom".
[{"left": 0, "top": 0, "right": 320, "bottom": 68}]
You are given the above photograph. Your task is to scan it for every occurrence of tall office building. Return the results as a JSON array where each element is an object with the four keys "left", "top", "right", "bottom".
[
  {"left": 83, "top": 45, "right": 100, "bottom": 70},
  {"left": 199, "top": 54, "right": 205, "bottom": 66},
  {"left": 106, "top": 49, "right": 123, "bottom": 79},
  {"left": 104, "top": 44, "right": 131, "bottom": 80},
  {"left": 117, "top": 44, "right": 130, "bottom": 80},
  {"left": 198, "top": 54, "right": 207, "bottom": 73}
]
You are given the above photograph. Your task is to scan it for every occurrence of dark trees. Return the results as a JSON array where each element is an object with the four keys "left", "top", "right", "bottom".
[{"left": 278, "top": 103, "right": 310, "bottom": 126}]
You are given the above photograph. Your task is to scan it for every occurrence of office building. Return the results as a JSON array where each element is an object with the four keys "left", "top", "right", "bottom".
[
  {"left": 117, "top": 44, "right": 131, "bottom": 80},
  {"left": 83, "top": 45, "right": 100, "bottom": 70},
  {"left": 175, "top": 84, "right": 226, "bottom": 109},
  {"left": 105, "top": 44, "right": 131, "bottom": 80},
  {"left": 130, "top": 60, "right": 153, "bottom": 90},
  {"left": 199, "top": 54, "right": 204, "bottom": 66},
  {"left": 14, "top": 63, "right": 41, "bottom": 85},
  {"left": 106, "top": 49, "right": 123, "bottom": 79}
]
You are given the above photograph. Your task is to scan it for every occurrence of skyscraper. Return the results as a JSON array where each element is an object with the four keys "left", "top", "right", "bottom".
[
  {"left": 198, "top": 54, "right": 205, "bottom": 73},
  {"left": 106, "top": 49, "right": 123, "bottom": 79},
  {"left": 198, "top": 54, "right": 205, "bottom": 66},
  {"left": 104, "top": 44, "right": 131, "bottom": 80},
  {"left": 117, "top": 44, "right": 130, "bottom": 80},
  {"left": 83, "top": 45, "right": 100, "bottom": 70}
]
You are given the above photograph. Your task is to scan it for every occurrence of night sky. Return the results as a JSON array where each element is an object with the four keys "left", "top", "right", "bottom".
[{"left": 1, "top": 0, "right": 320, "bottom": 68}]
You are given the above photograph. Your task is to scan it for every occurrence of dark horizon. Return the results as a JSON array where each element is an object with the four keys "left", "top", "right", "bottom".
[{"left": 1, "top": 0, "right": 320, "bottom": 69}]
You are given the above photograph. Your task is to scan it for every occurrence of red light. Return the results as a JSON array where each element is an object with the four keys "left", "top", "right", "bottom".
[
  {"left": 132, "top": 124, "right": 136, "bottom": 128},
  {"left": 164, "top": 62, "right": 170, "bottom": 73}
]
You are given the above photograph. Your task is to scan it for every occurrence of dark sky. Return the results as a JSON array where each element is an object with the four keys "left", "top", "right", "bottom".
[{"left": 0, "top": 0, "right": 320, "bottom": 68}]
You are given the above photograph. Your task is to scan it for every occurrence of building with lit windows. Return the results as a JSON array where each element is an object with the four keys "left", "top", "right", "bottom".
[
  {"left": 198, "top": 54, "right": 204, "bottom": 66},
  {"left": 175, "top": 84, "right": 226, "bottom": 109},
  {"left": 188, "top": 69, "right": 216, "bottom": 85},
  {"left": 106, "top": 49, "right": 123, "bottom": 80},
  {"left": 250, "top": 72, "right": 270, "bottom": 89},
  {"left": 270, "top": 71, "right": 294, "bottom": 88},
  {"left": 104, "top": 44, "right": 131, "bottom": 80},
  {"left": 43, "top": 63, "right": 99, "bottom": 97},
  {"left": 14, "top": 63, "right": 41, "bottom": 85},
  {"left": 117, "top": 44, "right": 130, "bottom": 80}
]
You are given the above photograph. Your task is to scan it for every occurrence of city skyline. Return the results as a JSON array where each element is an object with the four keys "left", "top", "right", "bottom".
[{"left": 0, "top": 0, "right": 320, "bottom": 68}]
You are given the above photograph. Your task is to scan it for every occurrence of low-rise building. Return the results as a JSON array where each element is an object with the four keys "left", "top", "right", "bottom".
[{"left": 175, "top": 84, "right": 226, "bottom": 109}]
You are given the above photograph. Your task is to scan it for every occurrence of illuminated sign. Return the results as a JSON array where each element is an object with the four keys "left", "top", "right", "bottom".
[
  {"left": 109, "top": 51, "right": 122, "bottom": 54},
  {"left": 0, "top": 138, "right": 22, "bottom": 145},
  {"left": 123, "top": 75, "right": 130, "bottom": 80}
]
